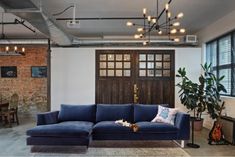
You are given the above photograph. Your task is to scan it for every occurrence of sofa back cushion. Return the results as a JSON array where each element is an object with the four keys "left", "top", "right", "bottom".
[
  {"left": 134, "top": 104, "right": 169, "bottom": 122},
  {"left": 96, "top": 104, "right": 133, "bottom": 122},
  {"left": 58, "top": 104, "right": 96, "bottom": 122}
]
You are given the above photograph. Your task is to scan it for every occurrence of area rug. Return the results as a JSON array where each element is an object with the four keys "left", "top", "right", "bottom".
[{"left": 31, "top": 146, "right": 190, "bottom": 157}]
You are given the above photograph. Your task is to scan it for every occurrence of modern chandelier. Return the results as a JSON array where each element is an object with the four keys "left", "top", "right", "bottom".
[{"left": 126, "top": 0, "right": 185, "bottom": 45}]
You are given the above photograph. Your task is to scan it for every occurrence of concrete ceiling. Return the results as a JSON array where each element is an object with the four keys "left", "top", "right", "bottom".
[{"left": 1, "top": 0, "right": 235, "bottom": 39}]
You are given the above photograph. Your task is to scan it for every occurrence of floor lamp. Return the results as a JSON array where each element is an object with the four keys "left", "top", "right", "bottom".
[{"left": 187, "top": 109, "right": 200, "bottom": 148}]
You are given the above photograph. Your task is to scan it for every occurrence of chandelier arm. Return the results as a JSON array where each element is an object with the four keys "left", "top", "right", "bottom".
[
  {"left": 159, "top": 17, "right": 177, "bottom": 27},
  {"left": 148, "top": 0, "right": 172, "bottom": 32}
]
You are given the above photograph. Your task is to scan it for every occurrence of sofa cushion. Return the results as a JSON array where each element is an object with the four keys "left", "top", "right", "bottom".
[
  {"left": 134, "top": 104, "right": 158, "bottom": 122},
  {"left": 26, "top": 121, "right": 94, "bottom": 137},
  {"left": 96, "top": 104, "right": 133, "bottom": 122},
  {"left": 136, "top": 122, "right": 178, "bottom": 133},
  {"left": 151, "top": 106, "right": 178, "bottom": 125},
  {"left": 58, "top": 104, "right": 96, "bottom": 122},
  {"left": 93, "top": 121, "right": 133, "bottom": 134}
]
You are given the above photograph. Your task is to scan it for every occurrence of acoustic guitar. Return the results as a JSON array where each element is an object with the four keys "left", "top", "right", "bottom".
[{"left": 208, "top": 102, "right": 225, "bottom": 144}]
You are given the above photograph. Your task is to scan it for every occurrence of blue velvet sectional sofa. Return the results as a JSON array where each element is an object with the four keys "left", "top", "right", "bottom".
[{"left": 26, "top": 104, "right": 190, "bottom": 148}]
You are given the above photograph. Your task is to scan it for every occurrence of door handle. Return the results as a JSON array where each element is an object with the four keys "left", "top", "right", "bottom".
[{"left": 134, "top": 84, "right": 139, "bottom": 104}]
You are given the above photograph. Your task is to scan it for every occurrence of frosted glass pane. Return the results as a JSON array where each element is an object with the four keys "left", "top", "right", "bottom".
[
  {"left": 148, "top": 70, "right": 154, "bottom": 77},
  {"left": 156, "top": 62, "right": 162, "bottom": 69},
  {"left": 163, "top": 62, "right": 170, "bottom": 69},
  {"left": 100, "top": 54, "right": 106, "bottom": 61},
  {"left": 148, "top": 62, "right": 154, "bottom": 69},
  {"left": 108, "top": 62, "right": 114, "bottom": 69},
  {"left": 148, "top": 54, "right": 154, "bottom": 61},
  {"left": 100, "top": 62, "right": 106, "bottom": 69},
  {"left": 100, "top": 70, "right": 106, "bottom": 76},
  {"left": 155, "top": 54, "right": 162, "bottom": 61},
  {"left": 124, "top": 70, "right": 131, "bottom": 76},
  {"left": 116, "top": 70, "right": 122, "bottom": 77},
  {"left": 124, "top": 54, "right": 130, "bottom": 61},
  {"left": 155, "top": 70, "right": 162, "bottom": 77},
  {"left": 139, "top": 70, "right": 146, "bottom": 76},
  {"left": 139, "top": 62, "right": 146, "bottom": 69},
  {"left": 124, "top": 62, "right": 131, "bottom": 69},
  {"left": 164, "top": 54, "right": 170, "bottom": 61},
  {"left": 163, "top": 70, "right": 170, "bottom": 77},
  {"left": 108, "top": 70, "right": 114, "bottom": 76},
  {"left": 116, "top": 62, "right": 122, "bottom": 68},
  {"left": 116, "top": 54, "right": 122, "bottom": 61},
  {"left": 107, "top": 54, "right": 114, "bottom": 61},
  {"left": 139, "top": 54, "right": 146, "bottom": 61}
]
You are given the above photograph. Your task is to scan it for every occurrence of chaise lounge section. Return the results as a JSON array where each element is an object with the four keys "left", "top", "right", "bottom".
[{"left": 26, "top": 104, "right": 190, "bottom": 148}]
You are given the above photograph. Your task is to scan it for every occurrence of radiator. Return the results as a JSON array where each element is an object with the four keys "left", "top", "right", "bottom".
[{"left": 220, "top": 116, "right": 235, "bottom": 145}]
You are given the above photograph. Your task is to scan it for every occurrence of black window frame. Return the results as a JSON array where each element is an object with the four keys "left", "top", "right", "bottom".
[{"left": 206, "top": 31, "right": 235, "bottom": 97}]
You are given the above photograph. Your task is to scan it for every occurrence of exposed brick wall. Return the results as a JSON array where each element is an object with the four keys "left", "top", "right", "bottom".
[{"left": 0, "top": 45, "right": 48, "bottom": 116}]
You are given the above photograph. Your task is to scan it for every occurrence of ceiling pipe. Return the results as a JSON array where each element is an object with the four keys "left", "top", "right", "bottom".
[{"left": 0, "top": 39, "right": 48, "bottom": 44}]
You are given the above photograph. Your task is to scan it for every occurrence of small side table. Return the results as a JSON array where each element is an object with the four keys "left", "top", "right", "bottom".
[{"left": 187, "top": 116, "right": 200, "bottom": 148}]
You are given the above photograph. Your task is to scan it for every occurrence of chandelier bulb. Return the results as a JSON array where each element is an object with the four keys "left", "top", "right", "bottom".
[
  {"left": 143, "top": 8, "right": 147, "bottom": 15},
  {"left": 177, "top": 12, "right": 184, "bottom": 18},
  {"left": 5, "top": 46, "right": 9, "bottom": 52},
  {"left": 152, "top": 18, "right": 157, "bottom": 24},
  {"left": 170, "top": 29, "right": 177, "bottom": 34},
  {"left": 174, "top": 38, "right": 180, "bottom": 42},
  {"left": 180, "top": 28, "right": 186, "bottom": 33},
  {"left": 126, "top": 22, "right": 133, "bottom": 26},
  {"left": 168, "top": 12, "right": 171, "bottom": 18},
  {"left": 22, "top": 47, "right": 25, "bottom": 52},
  {"left": 14, "top": 46, "right": 18, "bottom": 51},
  {"left": 173, "top": 22, "right": 180, "bottom": 26},
  {"left": 143, "top": 41, "right": 148, "bottom": 46},
  {"left": 137, "top": 28, "right": 144, "bottom": 32},
  {"left": 158, "top": 30, "right": 162, "bottom": 35},
  {"left": 165, "top": 4, "right": 169, "bottom": 10},
  {"left": 147, "top": 16, "right": 151, "bottom": 22},
  {"left": 134, "top": 34, "right": 140, "bottom": 39}
]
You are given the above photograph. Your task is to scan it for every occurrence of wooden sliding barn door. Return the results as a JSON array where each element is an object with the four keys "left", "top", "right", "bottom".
[{"left": 96, "top": 50, "right": 175, "bottom": 107}]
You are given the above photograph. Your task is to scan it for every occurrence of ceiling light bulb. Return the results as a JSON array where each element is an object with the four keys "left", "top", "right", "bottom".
[
  {"left": 147, "top": 16, "right": 151, "bottom": 22},
  {"left": 14, "top": 46, "right": 18, "bottom": 51},
  {"left": 170, "top": 29, "right": 177, "bottom": 34},
  {"left": 165, "top": 4, "right": 169, "bottom": 10},
  {"left": 158, "top": 30, "right": 162, "bottom": 35},
  {"left": 22, "top": 47, "right": 25, "bottom": 52},
  {"left": 5, "top": 46, "right": 9, "bottom": 51},
  {"left": 168, "top": 12, "right": 171, "bottom": 18},
  {"left": 126, "top": 22, "right": 133, "bottom": 26},
  {"left": 134, "top": 34, "right": 140, "bottom": 39},
  {"left": 174, "top": 38, "right": 180, "bottom": 42},
  {"left": 173, "top": 22, "right": 180, "bottom": 26},
  {"left": 152, "top": 18, "right": 157, "bottom": 24},
  {"left": 180, "top": 28, "right": 186, "bottom": 33},
  {"left": 143, "top": 8, "right": 147, "bottom": 15},
  {"left": 177, "top": 12, "right": 184, "bottom": 18},
  {"left": 137, "top": 28, "right": 143, "bottom": 32}
]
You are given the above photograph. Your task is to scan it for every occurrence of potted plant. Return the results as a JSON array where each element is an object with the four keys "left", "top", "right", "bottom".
[{"left": 176, "top": 63, "right": 226, "bottom": 131}]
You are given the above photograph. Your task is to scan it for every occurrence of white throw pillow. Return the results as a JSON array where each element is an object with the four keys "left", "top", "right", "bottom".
[{"left": 151, "top": 106, "right": 178, "bottom": 125}]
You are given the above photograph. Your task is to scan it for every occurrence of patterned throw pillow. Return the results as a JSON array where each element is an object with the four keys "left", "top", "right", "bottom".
[{"left": 151, "top": 106, "right": 178, "bottom": 125}]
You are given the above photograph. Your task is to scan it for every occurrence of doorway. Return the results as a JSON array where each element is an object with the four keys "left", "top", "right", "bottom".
[{"left": 96, "top": 50, "right": 175, "bottom": 107}]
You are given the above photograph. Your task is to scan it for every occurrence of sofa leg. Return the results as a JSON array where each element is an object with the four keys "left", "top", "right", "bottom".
[{"left": 173, "top": 140, "right": 185, "bottom": 148}]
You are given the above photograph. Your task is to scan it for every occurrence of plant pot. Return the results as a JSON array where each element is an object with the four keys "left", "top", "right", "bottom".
[{"left": 194, "top": 119, "right": 204, "bottom": 131}]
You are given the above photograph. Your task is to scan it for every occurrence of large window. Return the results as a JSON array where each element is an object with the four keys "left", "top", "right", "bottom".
[{"left": 206, "top": 33, "right": 235, "bottom": 96}]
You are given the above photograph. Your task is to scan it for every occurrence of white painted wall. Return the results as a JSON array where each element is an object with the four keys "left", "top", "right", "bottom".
[
  {"left": 196, "top": 9, "right": 235, "bottom": 128},
  {"left": 51, "top": 48, "right": 96, "bottom": 110},
  {"left": 51, "top": 47, "right": 201, "bottom": 112}
]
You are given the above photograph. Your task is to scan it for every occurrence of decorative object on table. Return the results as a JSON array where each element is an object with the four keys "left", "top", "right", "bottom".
[
  {"left": 1, "top": 66, "right": 17, "bottom": 78},
  {"left": 176, "top": 63, "right": 227, "bottom": 147},
  {"left": 151, "top": 105, "right": 178, "bottom": 125},
  {"left": 31, "top": 66, "right": 47, "bottom": 78},
  {"left": 115, "top": 119, "right": 139, "bottom": 132},
  {"left": 126, "top": 0, "right": 186, "bottom": 45}
]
